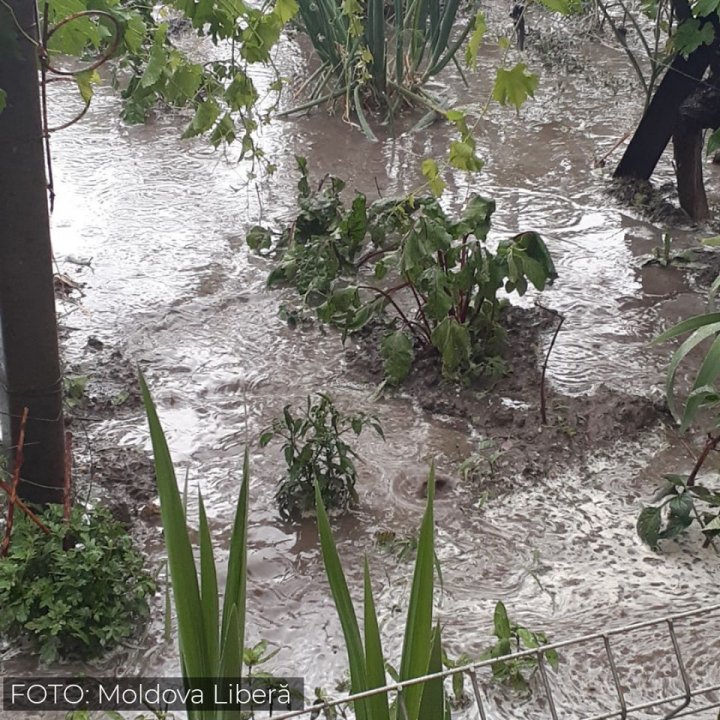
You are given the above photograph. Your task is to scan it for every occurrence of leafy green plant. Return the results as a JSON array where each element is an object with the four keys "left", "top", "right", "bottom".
[
  {"left": 250, "top": 162, "right": 557, "bottom": 383},
  {"left": 282, "top": 0, "right": 486, "bottom": 138},
  {"left": 479, "top": 601, "right": 558, "bottom": 692},
  {"left": 140, "top": 373, "right": 252, "bottom": 719},
  {"left": 314, "top": 465, "right": 448, "bottom": 720},
  {"left": 635, "top": 307, "right": 720, "bottom": 550},
  {"left": 637, "top": 472, "right": 720, "bottom": 550},
  {"left": 459, "top": 439, "right": 503, "bottom": 481},
  {"left": 259, "top": 393, "right": 384, "bottom": 521},
  {"left": 0, "top": 504, "right": 155, "bottom": 663}
]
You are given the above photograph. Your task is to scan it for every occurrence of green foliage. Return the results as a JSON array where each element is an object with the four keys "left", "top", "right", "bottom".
[
  {"left": 314, "top": 465, "right": 449, "bottom": 720},
  {"left": 637, "top": 473, "right": 720, "bottom": 550},
  {"left": 653, "top": 310, "right": 720, "bottom": 430},
  {"left": 0, "top": 505, "right": 155, "bottom": 663},
  {"left": 251, "top": 163, "right": 557, "bottom": 382},
  {"left": 492, "top": 64, "right": 539, "bottom": 112},
  {"left": 24, "top": 0, "right": 296, "bottom": 157},
  {"left": 286, "top": 0, "right": 481, "bottom": 137},
  {"left": 63, "top": 374, "right": 88, "bottom": 408},
  {"left": 479, "top": 602, "right": 559, "bottom": 692},
  {"left": 259, "top": 393, "right": 384, "bottom": 521},
  {"left": 140, "top": 374, "right": 251, "bottom": 719}
]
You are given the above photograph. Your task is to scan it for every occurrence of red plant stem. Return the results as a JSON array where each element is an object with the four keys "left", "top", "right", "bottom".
[
  {"left": 358, "top": 284, "right": 431, "bottom": 344},
  {"left": 1, "top": 408, "right": 30, "bottom": 555},
  {"left": 687, "top": 433, "right": 720, "bottom": 487},
  {"left": 536, "top": 303, "right": 565, "bottom": 426},
  {"left": 356, "top": 247, "right": 393, "bottom": 268},
  {"left": 405, "top": 278, "right": 433, "bottom": 340}
]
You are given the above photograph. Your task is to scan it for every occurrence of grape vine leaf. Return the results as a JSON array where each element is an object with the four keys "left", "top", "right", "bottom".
[{"left": 492, "top": 63, "right": 539, "bottom": 111}]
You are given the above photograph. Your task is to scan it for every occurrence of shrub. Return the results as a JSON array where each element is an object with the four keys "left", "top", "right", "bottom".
[{"left": 0, "top": 505, "right": 155, "bottom": 663}]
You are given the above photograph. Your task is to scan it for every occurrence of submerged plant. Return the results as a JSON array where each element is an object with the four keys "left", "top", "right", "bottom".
[
  {"left": 0, "top": 504, "right": 155, "bottom": 663},
  {"left": 249, "top": 161, "right": 557, "bottom": 384},
  {"left": 479, "top": 601, "right": 558, "bottom": 692},
  {"left": 314, "top": 465, "right": 449, "bottom": 720},
  {"left": 260, "top": 393, "right": 384, "bottom": 521}
]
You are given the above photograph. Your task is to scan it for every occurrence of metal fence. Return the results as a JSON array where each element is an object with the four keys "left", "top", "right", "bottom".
[{"left": 273, "top": 603, "right": 720, "bottom": 720}]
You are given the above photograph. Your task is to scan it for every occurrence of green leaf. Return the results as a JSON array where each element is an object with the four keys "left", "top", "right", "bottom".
[
  {"left": 398, "top": 464, "right": 437, "bottom": 720},
  {"left": 421, "top": 158, "right": 446, "bottom": 197},
  {"left": 694, "top": 0, "right": 720, "bottom": 14},
  {"left": 0, "top": 89, "right": 6, "bottom": 114},
  {"left": 449, "top": 140, "right": 484, "bottom": 172},
  {"left": 423, "top": 266, "right": 454, "bottom": 322},
  {"left": 226, "top": 72, "right": 258, "bottom": 111},
  {"left": 140, "top": 24, "right": 168, "bottom": 88},
  {"left": 380, "top": 331, "right": 414, "bottom": 384},
  {"left": 139, "top": 372, "right": 209, "bottom": 679},
  {"left": 465, "top": 11, "right": 487, "bottom": 68},
  {"left": 417, "top": 623, "right": 446, "bottom": 720},
  {"left": 637, "top": 506, "right": 662, "bottom": 549},
  {"left": 220, "top": 449, "right": 250, "bottom": 679},
  {"left": 123, "top": 15, "right": 146, "bottom": 54},
  {"left": 275, "top": 0, "right": 299, "bottom": 22},
  {"left": 492, "top": 63, "right": 539, "bottom": 111},
  {"left": 363, "top": 558, "right": 390, "bottom": 720},
  {"left": 707, "top": 128, "right": 720, "bottom": 156},
  {"left": 198, "top": 491, "right": 219, "bottom": 671},
  {"left": 536, "top": 0, "right": 579, "bottom": 13},
  {"left": 458, "top": 194, "right": 495, "bottom": 240},
  {"left": 673, "top": 18, "right": 715, "bottom": 58},
  {"left": 493, "top": 601, "right": 511, "bottom": 639},
  {"left": 314, "top": 484, "right": 369, "bottom": 720},
  {"left": 247, "top": 225, "right": 273, "bottom": 250},
  {"left": 431, "top": 318, "right": 471, "bottom": 374}
]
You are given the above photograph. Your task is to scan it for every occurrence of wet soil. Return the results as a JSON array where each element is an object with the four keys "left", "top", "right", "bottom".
[{"left": 347, "top": 306, "right": 667, "bottom": 495}]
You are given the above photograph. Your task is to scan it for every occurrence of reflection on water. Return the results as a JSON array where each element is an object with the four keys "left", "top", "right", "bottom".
[{"left": 4, "top": 19, "right": 720, "bottom": 720}]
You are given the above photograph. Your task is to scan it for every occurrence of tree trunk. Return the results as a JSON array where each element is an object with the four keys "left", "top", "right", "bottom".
[
  {"left": 614, "top": 46, "right": 713, "bottom": 180},
  {"left": 0, "top": 0, "right": 66, "bottom": 504},
  {"left": 673, "top": 123, "right": 709, "bottom": 220}
]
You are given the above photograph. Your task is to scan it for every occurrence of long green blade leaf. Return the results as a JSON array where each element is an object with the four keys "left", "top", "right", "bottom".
[
  {"left": 140, "top": 372, "right": 209, "bottom": 680},
  {"left": 218, "top": 604, "right": 244, "bottom": 720},
  {"left": 198, "top": 490, "right": 220, "bottom": 672},
  {"left": 664, "top": 322, "right": 720, "bottom": 421},
  {"left": 363, "top": 557, "right": 390, "bottom": 720},
  {"left": 399, "top": 463, "right": 436, "bottom": 720},
  {"left": 221, "top": 448, "right": 250, "bottom": 669},
  {"left": 315, "top": 483, "right": 369, "bottom": 720},
  {"left": 682, "top": 333, "right": 720, "bottom": 430},
  {"left": 653, "top": 313, "right": 720, "bottom": 344},
  {"left": 417, "top": 622, "right": 446, "bottom": 720}
]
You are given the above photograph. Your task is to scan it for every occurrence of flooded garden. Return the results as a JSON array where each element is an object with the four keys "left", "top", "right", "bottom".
[{"left": 1, "top": 0, "right": 720, "bottom": 717}]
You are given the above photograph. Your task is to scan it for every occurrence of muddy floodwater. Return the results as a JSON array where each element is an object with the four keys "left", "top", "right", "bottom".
[{"left": 2, "top": 9, "right": 720, "bottom": 720}]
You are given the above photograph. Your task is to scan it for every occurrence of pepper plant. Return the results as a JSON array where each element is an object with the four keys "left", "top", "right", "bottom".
[{"left": 259, "top": 393, "right": 384, "bottom": 521}]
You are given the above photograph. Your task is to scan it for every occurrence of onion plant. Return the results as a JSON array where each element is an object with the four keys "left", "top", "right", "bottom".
[
  {"left": 314, "top": 466, "right": 448, "bottom": 720},
  {"left": 285, "top": 0, "right": 482, "bottom": 138}
]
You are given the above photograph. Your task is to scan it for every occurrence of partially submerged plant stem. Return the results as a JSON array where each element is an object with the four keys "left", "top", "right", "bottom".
[{"left": 537, "top": 302, "right": 565, "bottom": 426}]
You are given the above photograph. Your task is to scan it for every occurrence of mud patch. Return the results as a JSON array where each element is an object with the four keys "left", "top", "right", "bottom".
[{"left": 347, "top": 306, "right": 667, "bottom": 493}]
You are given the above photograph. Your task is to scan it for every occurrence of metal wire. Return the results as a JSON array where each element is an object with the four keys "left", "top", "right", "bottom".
[{"left": 271, "top": 603, "right": 720, "bottom": 720}]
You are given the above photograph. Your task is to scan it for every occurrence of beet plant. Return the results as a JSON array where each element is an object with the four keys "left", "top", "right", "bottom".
[{"left": 248, "top": 159, "right": 557, "bottom": 384}]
